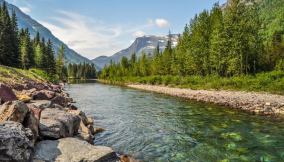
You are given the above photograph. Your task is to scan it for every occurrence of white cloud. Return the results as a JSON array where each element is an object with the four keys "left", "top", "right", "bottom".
[
  {"left": 147, "top": 18, "right": 170, "bottom": 28},
  {"left": 155, "top": 18, "right": 170, "bottom": 28},
  {"left": 39, "top": 10, "right": 127, "bottom": 59},
  {"left": 133, "top": 31, "right": 145, "bottom": 38},
  {"left": 19, "top": 7, "right": 31, "bottom": 14}
]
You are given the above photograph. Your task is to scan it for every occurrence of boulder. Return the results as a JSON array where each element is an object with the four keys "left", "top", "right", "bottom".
[
  {"left": 33, "top": 138, "right": 119, "bottom": 162},
  {"left": 0, "top": 101, "right": 29, "bottom": 123},
  {"left": 32, "top": 91, "right": 49, "bottom": 100},
  {"left": 23, "top": 110, "right": 40, "bottom": 144},
  {"left": 41, "top": 90, "right": 56, "bottom": 99},
  {"left": 51, "top": 95, "right": 68, "bottom": 107},
  {"left": 0, "top": 121, "right": 34, "bottom": 161},
  {"left": 86, "top": 117, "right": 94, "bottom": 125},
  {"left": 27, "top": 104, "right": 42, "bottom": 120},
  {"left": 68, "top": 110, "right": 88, "bottom": 125},
  {"left": 75, "top": 132, "right": 94, "bottom": 144},
  {"left": 17, "top": 94, "right": 32, "bottom": 103},
  {"left": 28, "top": 100, "right": 53, "bottom": 109},
  {"left": 39, "top": 108, "right": 80, "bottom": 139},
  {"left": 50, "top": 84, "right": 62, "bottom": 93},
  {"left": 0, "top": 84, "right": 17, "bottom": 104}
]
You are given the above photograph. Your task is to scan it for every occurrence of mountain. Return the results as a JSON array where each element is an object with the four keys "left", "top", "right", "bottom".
[
  {"left": 1, "top": 0, "right": 92, "bottom": 64},
  {"left": 93, "top": 34, "right": 179, "bottom": 69}
]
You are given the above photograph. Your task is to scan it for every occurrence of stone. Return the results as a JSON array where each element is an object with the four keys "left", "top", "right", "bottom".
[
  {"left": 68, "top": 110, "right": 88, "bottom": 126},
  {"left": 88, "top": 124, "right": 95, "bottom": 135},
  {"left": 32, "top": 91, "right": 49, "bottom": 100},
  {"left": 39, "top": 108, "right": 80, "bottom": 139},
  {"left": 0, "top": 101, "right": 29, "bottom": 123},
  {"left": 33, "top": 138, "right": 119, "bottom": 162},
  {"left": 51, "top": 95, "right": 68, "bottom": 107},
  {"left": 75, "top": 132, "right": 94, "bottom": 144},
  {"left": 28, "top": 100, "right": 53, "bottom": 109},
  {"left": 23, "top": 110, "right": 40, "bottom": 144},
  {"left": 0, "top": 121, "right": 33, "bottom": 161},
  {"left": 41, "top": 90, "right": 56, "bottom": 99},
  {"left": 120, "top": 155, "right": 141, "bottom": 162},
  {"left": 68, "top": 104, "right": 78, "bottom": 110},
  {"left": 93, "top": 127, "right": 105, "bottom": 134},
  {"left": 0, "top": 84, "right": 17, "bottom": 104},
  {"left": 86, "top": 117, "right": 94, "bottom": 125},
  {"left": 27, "top": 104, "right": 42, "bottom": 120},
  {"left": 17, "top": 94, "right": 32, "bottom": 103}
]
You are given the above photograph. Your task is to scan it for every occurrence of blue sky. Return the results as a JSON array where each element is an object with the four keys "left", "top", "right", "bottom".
[{"left": 7, "top": 0, "right": 226, "bottom": 59}]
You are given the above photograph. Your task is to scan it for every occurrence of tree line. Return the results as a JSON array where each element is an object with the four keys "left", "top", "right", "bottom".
[
  {"left": 100, "top": 0, "right": 284, "bottom": 79},
  {"left": 0, "top": 1, "right": 96, "bottom": 81}
]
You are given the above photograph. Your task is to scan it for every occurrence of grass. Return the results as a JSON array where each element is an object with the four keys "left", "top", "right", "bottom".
[
  {"left": 100, "top": 71, "right": 284, "bottom": 95},
  {"left": 0, "top": 65, "right": 51, "bottom": 85}
]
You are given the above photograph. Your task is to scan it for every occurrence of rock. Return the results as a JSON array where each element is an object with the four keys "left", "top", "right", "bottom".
[
  {"left": 0, "top": 121, "right": 34, "bottom": 162},
  {"left": 39, "top": 108, "right": 80, "bottom": 139},
  {"left": 86, "top": 117, "right": 94, "bottom": 125},
  {"left": 76, "top": 132, "right": 94, "bottom": 144},
  {"left": 93, "top": 127, "right": 105, "bottom": 134},
  {"left": 0, "top": 101, "right": 29, "bottom": 123},
  {"left": 32, "top": 91, "right": 49, "bottom": 100},
  {"left": 51, "top": 95, "right": 68, "bottom": 107},
  {"left": 265, "top": 102, "right": 271, "bottom": 106},
  {"left": 88, "top": 124, "right": 95, "bottom": 135},
  {"left": 28, "top": 100, "right": 53, "bottom": 109},
  {"left": 0, "top": 84, "right": 17, "bottom": 104},
  {"left": 33, "top": 138, "right": 119, "bottom": 162},
  {"left": 68, "top": 104, "right": 78, "bottom": 110},
  {"left": 27, "top": 104, "right": 42, "bottom": 120},
  {"left": 68, "top": 110, "right": 88, "bottom": 125},
  {"left": 120, "top": 155, "right": 141, "bottom": 162},
  {"left": 23, "top": 110, "right": 40, "bottom": 144},
  {"left": 17, "top": 94, "right": 32, "bottom": 103},
  {"left": 50, "top": 84, "right": 62, "bottom": 93}
]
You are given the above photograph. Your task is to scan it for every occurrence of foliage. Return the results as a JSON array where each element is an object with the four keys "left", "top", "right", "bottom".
[
  {"left": 67, "top": 63, "right": 97, "bottom": 79},
  {"left": 100, "top": 0, "right": 284, "bottom": 94}
]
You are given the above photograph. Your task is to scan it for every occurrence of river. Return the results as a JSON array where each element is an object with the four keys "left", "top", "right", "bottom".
[{"left": 65, "top": 82, "right": 284, "bottom": 162}]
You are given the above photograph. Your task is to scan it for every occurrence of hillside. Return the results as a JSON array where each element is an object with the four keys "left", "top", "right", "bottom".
[
  {"left": 0, "top": 0, "right": 92, "bottom": 64},
  {"left": 93, "top": 35, "right": 179, "bottom": 69}
]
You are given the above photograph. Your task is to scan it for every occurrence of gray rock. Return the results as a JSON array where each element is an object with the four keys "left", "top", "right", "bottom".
[
  {"left": 39, "top": 108, "right": 80, "bottom": 139},
  {"left": 23, "top": 110, "right": 39, "bottom": 144},
  {"left": 0, "top": 101, "right": 29, "bottom": 123},
  {"left": 34, "top": 138, "right": 119, "bottom": 162},
  {"left": 51, "top": 96, "right": 68, "bottom": 107},
  {"left": 0, "top": 121, "right": 34, "bottom": 161},
  {"left": 28, "top": 100, "right": 53, "bottom": 109}
]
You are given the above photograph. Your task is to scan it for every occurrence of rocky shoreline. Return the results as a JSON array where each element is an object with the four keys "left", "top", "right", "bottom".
[
  {"left": 128, "top": 84, "right": 284, "bottom": 116},
  {"left": 0, "top": 80, "right": 138, "bottom": 162}
]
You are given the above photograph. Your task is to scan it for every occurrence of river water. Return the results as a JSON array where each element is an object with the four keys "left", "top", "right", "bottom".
[{"left": 66, "top": 82, "right": 284, "bottom": 162}]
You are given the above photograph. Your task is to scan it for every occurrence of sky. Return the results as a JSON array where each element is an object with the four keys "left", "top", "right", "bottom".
[{"left": 7, "top": 0, "right": 226, "bottom": 59}]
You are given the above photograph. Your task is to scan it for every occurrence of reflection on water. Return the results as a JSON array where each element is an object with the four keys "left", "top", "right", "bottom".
[{"left": 66, "top": 82, "right": 284, "bottom": 162}]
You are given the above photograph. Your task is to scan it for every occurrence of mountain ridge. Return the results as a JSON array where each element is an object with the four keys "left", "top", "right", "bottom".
[{"left": 92, "top": 34, "right": 179, "bottom": 69}]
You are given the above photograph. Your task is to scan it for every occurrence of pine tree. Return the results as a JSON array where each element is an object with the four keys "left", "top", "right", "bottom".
[
  {"left": 56, "top": 44, "right": 65, "bottom": 79},
  {"left": 46, "top": 39, "right": 56, "bottom": 76},
  {"left": 0, "top": 2, "right": 14, "bottom": 66}
]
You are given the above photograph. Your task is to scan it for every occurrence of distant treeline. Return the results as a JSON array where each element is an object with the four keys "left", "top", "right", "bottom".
[
  {"left": 67, "top": 63, "right": 97, "bottom": 79},
  {"left": 100, "top": 0, "right": 284, "bottom": 79},
  {"left": 0, "top": 2, "right": 96, "bottom": 81}
]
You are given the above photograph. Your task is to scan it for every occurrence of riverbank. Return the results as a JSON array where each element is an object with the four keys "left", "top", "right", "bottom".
[
  {"left": 128, "top": 84, "right": 284, "bottom": 116},
  {"left": 0, "top": 66, "right": 137, "bottom": 162}
]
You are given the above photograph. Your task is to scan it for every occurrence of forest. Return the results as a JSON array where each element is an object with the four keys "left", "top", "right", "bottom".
[
  {"left": 0, "top": 1, "right": 96, "bottom": 81},
  {"left": 100, "top": 0, "right": 284, "bottom": 93}
]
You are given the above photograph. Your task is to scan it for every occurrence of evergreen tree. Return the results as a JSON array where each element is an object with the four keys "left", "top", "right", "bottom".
[{"left": 56, "top": 44, "right": 65, "bottom": 80}]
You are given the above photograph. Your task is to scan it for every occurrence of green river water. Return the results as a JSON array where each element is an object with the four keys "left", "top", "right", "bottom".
[{"left": 66, "top": 82, "right": 284, "bottom": 162}]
